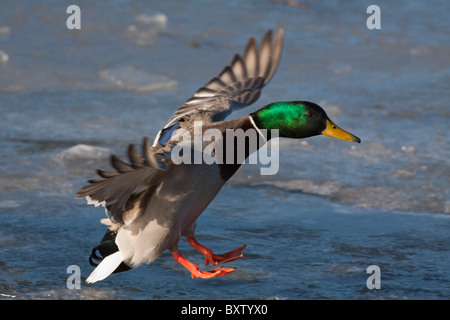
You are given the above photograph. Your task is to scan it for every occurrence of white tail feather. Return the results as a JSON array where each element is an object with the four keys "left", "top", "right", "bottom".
[{"left": 86, "top": 251, "right": 123, "bottom": 283}]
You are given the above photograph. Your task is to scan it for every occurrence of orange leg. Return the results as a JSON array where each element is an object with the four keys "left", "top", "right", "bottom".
[
  {"left": 187, "top": 236, "right": 246, "bottom": 266},
  {"left": 172, "top": 251, "right": 236, "bottom": 279}
]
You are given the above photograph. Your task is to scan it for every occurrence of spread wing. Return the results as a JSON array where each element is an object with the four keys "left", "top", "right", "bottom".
[{"left": 154, "top": 27, "right": 284, "bottom": 147}]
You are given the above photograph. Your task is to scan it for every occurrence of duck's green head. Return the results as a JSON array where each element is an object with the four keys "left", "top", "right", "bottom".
[{"left": 251, "top": 101, "right": 360, "bottom": 143}]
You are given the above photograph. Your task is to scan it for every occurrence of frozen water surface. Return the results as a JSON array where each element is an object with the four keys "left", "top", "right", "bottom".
[{"left": 0, "top": 0, "right": 449, "bottom": 300}]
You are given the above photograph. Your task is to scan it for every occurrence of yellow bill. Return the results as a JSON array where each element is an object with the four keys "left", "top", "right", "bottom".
[{"left": 322, "top": 119, "right": 361, "bottom": 143}]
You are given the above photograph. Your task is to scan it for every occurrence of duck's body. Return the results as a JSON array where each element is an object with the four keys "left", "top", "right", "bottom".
[
  {"left": 115, "top": 117, "right": 256, "bottom": 268},
  {"left": 116, "top": 160, "right": 224, "bottom": 267},
  {"left": 77, "top": 28, "right": 360, "bottom": 283}
]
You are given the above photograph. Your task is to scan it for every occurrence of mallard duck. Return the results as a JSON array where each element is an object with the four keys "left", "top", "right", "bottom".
[{"left": 77, "top": 27, "right": 360, "bottom": 283}]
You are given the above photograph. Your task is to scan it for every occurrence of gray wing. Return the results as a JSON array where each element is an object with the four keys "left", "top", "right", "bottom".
[
  {"left": 154, "top": 27, "right": 284, "bottom": 146},
  {"left": 76, "top": 138, "right": 164, "bottom": 225}
]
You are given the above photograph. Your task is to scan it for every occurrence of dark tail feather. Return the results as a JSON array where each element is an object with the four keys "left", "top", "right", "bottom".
[{"left": 89, "top": 229, "right": 131, "bottom": 274}]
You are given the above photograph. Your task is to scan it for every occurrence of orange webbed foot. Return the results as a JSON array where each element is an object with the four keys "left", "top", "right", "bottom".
[
  {"left": 172, "top": 251, "right": 235, "bottom": 279},
  {"left": 187, "top": 236, "right": 246, "bottom": 266}
]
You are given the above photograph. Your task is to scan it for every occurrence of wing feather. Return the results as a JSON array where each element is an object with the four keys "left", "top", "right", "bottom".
[
  {"left": 128, "top": 144, "right": 143, "bottom": 167},
  {"left": 244, "top": 37, "right": 259, "bottom": 78}
]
